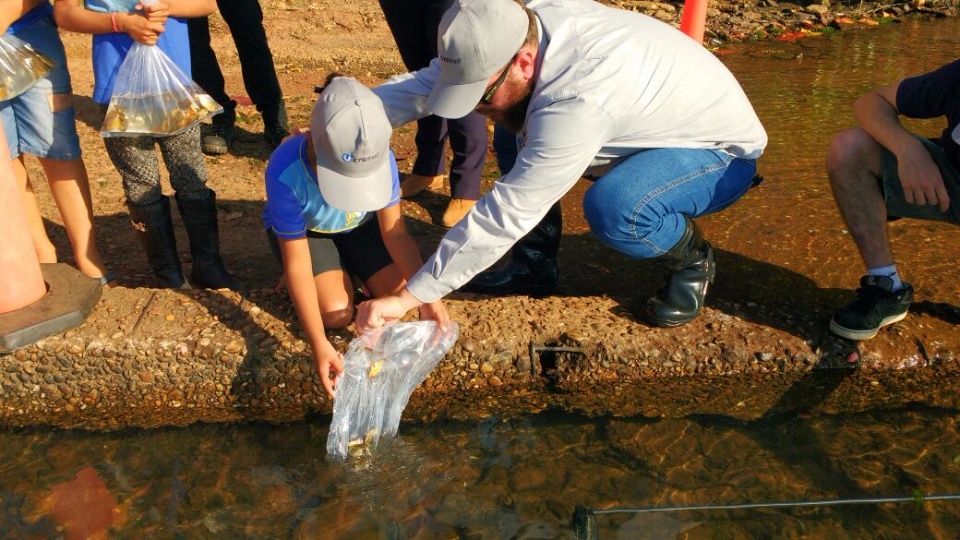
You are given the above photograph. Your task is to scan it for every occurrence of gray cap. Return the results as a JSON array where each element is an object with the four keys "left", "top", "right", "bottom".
[
  {"left": 312, "top": 77, "right": 393, "bottom": 212},
  {"left": 427, "top": 0, "right": 528, "bottom": 119}
]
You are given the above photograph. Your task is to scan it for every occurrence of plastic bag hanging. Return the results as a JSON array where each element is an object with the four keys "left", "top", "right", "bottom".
[
  {"left": 100, "top": 13, "right": 221, "bottom": 137},
  {"left": 0, "top": 34, "right": 56, "bottom": 101},
  {"left": 326, "top": 321, "right": 459, "bottom": 460}
]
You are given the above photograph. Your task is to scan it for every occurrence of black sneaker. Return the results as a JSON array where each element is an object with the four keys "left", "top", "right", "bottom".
[
  {"left": 263, "top": 122, "right": 290, "bottom": 150},
  {"left": 201, "top": 120, "right": 234, "bottom": 155},
  {"left": 829, "top": 275, "right": 913, "bottom": 340}
]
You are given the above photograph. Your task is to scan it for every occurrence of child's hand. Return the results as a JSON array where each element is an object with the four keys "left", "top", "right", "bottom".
[
  {"left": 313, "top": 339, "right": 344, "bottom": 398},
  {"left": 117, "top": 11, "right": 165, "bottom": 45},
  {"left": 137, "top": 1, "right": 169, "bottom": 24},
  {"left": 274, "top": 273, "right": 288, "bottom": 293}
]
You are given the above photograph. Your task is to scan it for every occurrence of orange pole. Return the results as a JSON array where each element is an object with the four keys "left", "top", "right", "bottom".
[
  {"left": 0, "top": 122, "right": 46, "bottom": 314},
  {"left": 680, "top": 0, "right": 708, "bottom": 44}
]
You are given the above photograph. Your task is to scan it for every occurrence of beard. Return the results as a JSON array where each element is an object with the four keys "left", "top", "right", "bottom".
[
  {"left": 498, "top": 93, "right": 532, "bottom": 134},
  {"left": 486, "top": 75, "right": 534, "bottom": 134}
]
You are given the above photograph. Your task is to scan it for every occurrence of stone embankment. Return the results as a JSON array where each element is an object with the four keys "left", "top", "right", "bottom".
[{"left": 2, "top": 276, "right": 959, "bottom": 431}]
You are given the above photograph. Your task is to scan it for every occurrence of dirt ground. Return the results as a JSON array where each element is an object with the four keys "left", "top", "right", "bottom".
[{"left": 20, "top": 0, "right": 959, "bottom": 366}]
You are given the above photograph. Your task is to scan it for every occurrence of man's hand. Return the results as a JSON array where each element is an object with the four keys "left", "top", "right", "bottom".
[
  {"left": 312, "top": 339, "right": 343, "bottom": 398},
  {"left": 418, "top": 300, "right": 450, "bottom": 331},
  {"left": 356, "top": 295, "right": 408, "bottom": 333},
  {"left": 897, "top": 139, "right": 950, "bottom": 212}
]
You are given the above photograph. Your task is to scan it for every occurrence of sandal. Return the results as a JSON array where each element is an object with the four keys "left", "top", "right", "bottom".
[{"left": 95, "top": 272, "right": 117, "bottom": 287}]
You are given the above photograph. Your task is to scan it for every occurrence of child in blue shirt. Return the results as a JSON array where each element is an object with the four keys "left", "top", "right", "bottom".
[
  {"left": 1, "top": 1, "right": 114, "bottom": 285},
  {"left": 263, "top": 76, "right": 449, "bottom": 396},
  {"left": 54, "top": 0, "right": 238, "bottom": 290}
]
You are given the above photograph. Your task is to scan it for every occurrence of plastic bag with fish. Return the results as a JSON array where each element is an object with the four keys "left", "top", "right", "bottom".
[
  {"left": 101, "top": 42, "right": 221, "bottom": 138},
  {"left": 326, "top": 321, "right": 459, "bottom": 460},
  {"left": 0, "top": 34, "right": 56, "bottom": 101}
]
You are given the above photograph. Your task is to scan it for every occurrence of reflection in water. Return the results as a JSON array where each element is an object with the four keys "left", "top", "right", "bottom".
[
  {"left": 2, "top": 407, "right": 960, "bottom": 537},
  {"left": 2, "top": 16, "right": 960, "bottom": 540}
]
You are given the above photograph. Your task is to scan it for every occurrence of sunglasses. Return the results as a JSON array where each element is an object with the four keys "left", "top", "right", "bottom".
[{"left": 479, "top": 53, "right": 519, "bottom": 106}]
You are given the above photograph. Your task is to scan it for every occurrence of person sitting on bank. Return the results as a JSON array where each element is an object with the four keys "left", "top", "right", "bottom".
[
  {"left": 355, "top": 0, "right": 767, "bottom": 332},
  {"left": 827, "top": 59, "right": 960, "bottom": 341},
  {"left": 263, "top": 76, "right": 449, "bottom": 396}
]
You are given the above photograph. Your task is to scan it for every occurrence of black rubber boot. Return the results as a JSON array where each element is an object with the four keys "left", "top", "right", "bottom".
[
  {"left": 645, "top": 216, "right": 716, "bottom": 327},
  {"left": 127, "top": 197, "right": 186, "bottom": 288},
  {"left": 461, "top": 202, "right": 562, "bottom": 296},
  {"left": 175, "top": 191, "right": 241, "bottom": 290}
]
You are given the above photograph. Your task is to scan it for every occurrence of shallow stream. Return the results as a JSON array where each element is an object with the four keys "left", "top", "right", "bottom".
[{"left": 2, "top": 17, "right": 960, "bottom": 540}]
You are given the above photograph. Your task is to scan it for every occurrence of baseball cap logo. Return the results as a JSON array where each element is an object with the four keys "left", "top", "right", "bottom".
[
  {"left": 439, "top": 55, "right": 461, "bottom": 65},
  {"left": 341, "top": 153, "right": 354, "bottom": 162}
]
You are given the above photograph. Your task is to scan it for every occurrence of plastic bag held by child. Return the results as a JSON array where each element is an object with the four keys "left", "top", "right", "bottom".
[
  {"left": 0, "top": 34, "right": 56, "bottom": 101},
  {"left": 326, "top": 321, "right": 459, "bottom": 460},
  {"left": 101, "top": 2, "right": 221, "bottom": 137}
]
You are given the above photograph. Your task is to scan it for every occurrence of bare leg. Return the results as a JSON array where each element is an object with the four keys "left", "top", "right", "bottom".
[
  {"left": 826, "top": 127, "right": 894, "bottom": 270},
  {"left": 39, "top": 156, "right": 111, "bottom": 280},
  {"left": 364, "top": 263, "right": 406, "bottom": 298},
  {"left": 314, "top": 269, "right": 355, "bottom": 329},
  {"left": 13, "top": 156, "right": 58, "bottom": 264}
]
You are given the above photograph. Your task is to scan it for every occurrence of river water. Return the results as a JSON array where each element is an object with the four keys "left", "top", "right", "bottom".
[{"left": 2, "top": 17, "right": 960, "bottom": 540}]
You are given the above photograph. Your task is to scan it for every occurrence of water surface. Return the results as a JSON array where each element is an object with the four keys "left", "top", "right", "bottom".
[{"left": 3, "top": 17, "right": 960, "bottom": 540}]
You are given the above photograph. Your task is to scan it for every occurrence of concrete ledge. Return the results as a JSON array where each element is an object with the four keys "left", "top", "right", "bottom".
[{"left": 0, "top": 285, "right": 957, "bottom": 431}]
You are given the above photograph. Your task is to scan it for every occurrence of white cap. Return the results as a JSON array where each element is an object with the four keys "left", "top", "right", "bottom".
[
  {"left": 312, "top": 77, "right": 394, "bottom": 212},
  {"left": 427, "top": 0, "right": 528, "bottom": 119}
]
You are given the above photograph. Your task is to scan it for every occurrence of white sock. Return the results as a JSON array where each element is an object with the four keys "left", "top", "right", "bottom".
[{"left": 868, "top": 264, "right": 903, "bottom": 292}]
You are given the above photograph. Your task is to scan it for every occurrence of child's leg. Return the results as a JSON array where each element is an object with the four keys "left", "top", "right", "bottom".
[
  {"left": 158, "top": 125, "right": 239, "bottom": 290},
  {"left": 38, "top": 156, "right": 111, "bottom": 280},
  {"left": 331, "top": 216, "right": 406, "bottom": 297},
  {"left": 314, "top": 270, "right": 355, "bottom": 329},
  {"left": 364, "top": 265, "right": 406, "bottom": 297},
  {"left": 13, "top": 156, "right": 58, "bottom": 264},
  {"left": 101, "top": 110, "right": 185, "bottom": 288},
  {"left": 156, "top": 124, "right": 210, "bottom": 199},
  {"left": 304, "top": 235, "right": 355, "bottom": 327},
  {"left": 4, "top": 8, "right": 111, "bottom": 281}
]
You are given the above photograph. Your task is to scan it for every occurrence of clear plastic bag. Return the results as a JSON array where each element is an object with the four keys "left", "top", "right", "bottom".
[
  {"left": 326, "top": 321, "right": 459, "bottom": 460},
  {"left": 0, "top": 34, "right": 56, "bottom": 101},
  {"left": 101, "top": 42, "right": 221, "bottom": 138}
]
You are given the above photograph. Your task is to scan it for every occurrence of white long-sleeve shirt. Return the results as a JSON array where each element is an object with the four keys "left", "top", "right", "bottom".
[{"left": 373, "top": 0, "right": 768, "bottom": 304}]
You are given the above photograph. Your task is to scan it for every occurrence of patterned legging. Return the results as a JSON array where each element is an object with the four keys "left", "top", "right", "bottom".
[{"left": 99, "top": 104, "right": 210, "bottom": 206}]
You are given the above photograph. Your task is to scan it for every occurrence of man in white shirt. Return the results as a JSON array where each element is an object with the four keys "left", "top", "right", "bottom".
[{"left": 358, "top": 0, "right": 768, "bottom": 331}]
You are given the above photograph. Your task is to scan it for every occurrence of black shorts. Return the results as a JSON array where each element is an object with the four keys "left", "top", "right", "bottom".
[
  {"left": 881, "top": 135, "right": 960, "bottom": 224},
  {"left": 266, "top": 214, "right": 395, "bottom": 281}
]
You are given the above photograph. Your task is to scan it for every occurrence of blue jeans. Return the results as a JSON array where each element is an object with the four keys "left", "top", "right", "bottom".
[
  {"left": 583, "top": 148, "right": 757, "bottom": 259},
  {"left": 0, "top": 3, "right": 82, "bottom": 160}
]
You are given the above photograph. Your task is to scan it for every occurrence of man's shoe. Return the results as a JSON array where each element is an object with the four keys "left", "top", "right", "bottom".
[
  {"left": 829, "top": 275, "right": 913, "bottom": 340},
  {"left": 400, "top": 174, "right": 445, "bottom": 198},
  {"left": 460, "top": 255, "right": 559, "bottom": 296},
  {"left": 201, "top": 122, "right": 234, "bottom": 155},
  {"left": 264, "top": 122, "right": 290, "bottom": 150},
  {"left": 441, "top": 198, "right": 477, "bottom": 227}
]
